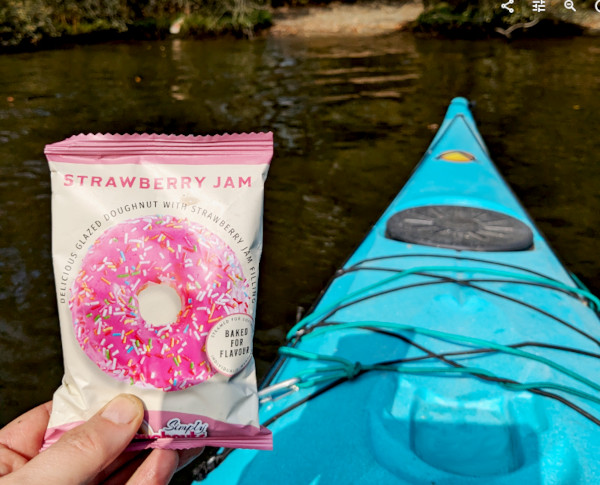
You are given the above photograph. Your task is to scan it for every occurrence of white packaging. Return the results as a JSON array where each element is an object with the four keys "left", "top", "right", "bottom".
[{"left": 43, "top": 133, "right": 273, "bottom": 451}]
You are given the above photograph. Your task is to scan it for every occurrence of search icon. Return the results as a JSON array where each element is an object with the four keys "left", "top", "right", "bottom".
[
  {"left": 564, "top": 0, "right": 576, "bottom": 11},
  {"left": 596, "top": 0, "right": 600, "bottom": 12}
]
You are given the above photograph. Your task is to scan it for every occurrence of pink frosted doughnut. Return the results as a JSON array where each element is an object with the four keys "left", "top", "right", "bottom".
[{"left": 69, "top": 215, "right": 250, "bottom": 391}]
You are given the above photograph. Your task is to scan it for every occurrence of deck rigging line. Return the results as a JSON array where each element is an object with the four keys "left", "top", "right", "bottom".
[
  {"left": 263, "top": 260, "right": 600, "bottom": 426},
  {"left": 199, "top": 259, "right": 600, "bottom": 480}
]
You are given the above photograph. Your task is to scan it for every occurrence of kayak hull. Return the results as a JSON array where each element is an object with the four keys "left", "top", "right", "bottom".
[{"left": 198, "top": 98, "right": 600, "bottom": 484}]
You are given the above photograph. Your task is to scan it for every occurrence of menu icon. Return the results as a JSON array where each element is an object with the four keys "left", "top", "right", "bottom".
[{"left": 532, "top": 0, "right": 546, "bottom": 12}]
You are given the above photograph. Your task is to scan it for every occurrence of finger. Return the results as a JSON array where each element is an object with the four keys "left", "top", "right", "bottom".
[
  {"left": 0, "top": 401, "right": 52, "bottom": 476},
  {"left": 102, "top": 446, "right": 204, "bottom": 484},
  {"left": 125, "top": 448, "right": 179, "bottom": 485},
  {"left": 0, "top": 446, "right": 27, "bottom": 476},
  {"left": 100, "top": 446, "right": 204, "bottom": 484},
  {"left": 5, "top": 394, "right": 144, "bottom": 485},
  {"left": 89, "top": 450, "right": 149, "bottom": 485},
  {"left": 0, "top": 401, "right": 52, "bottom": 460},
  {"left": 176, "top": 447, "right": 205, "bottom": 472},
  {"left": 94, "top": 450, "right": 151, "bottom": 485}
]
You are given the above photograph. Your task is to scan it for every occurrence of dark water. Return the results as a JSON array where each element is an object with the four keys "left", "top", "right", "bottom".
[{"left": 0, "top": 32, "right": 599, "bottom": 447}]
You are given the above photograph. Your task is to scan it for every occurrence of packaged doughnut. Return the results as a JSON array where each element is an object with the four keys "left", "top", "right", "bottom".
[{"left": 43, "top": 133, "right": 273, "bottom": 451}]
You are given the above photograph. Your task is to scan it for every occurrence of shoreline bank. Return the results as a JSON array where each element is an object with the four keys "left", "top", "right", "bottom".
[
  {"left": 2, "top": 1, "right": 599, "bottom": 53},
  {"left": 267, "top": 1, "right": 600, "bottom": 39}
]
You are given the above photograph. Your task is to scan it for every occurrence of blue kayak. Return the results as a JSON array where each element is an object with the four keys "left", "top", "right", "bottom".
[{"left": 197, "top": 98, "right": 600, "bottom": 484}]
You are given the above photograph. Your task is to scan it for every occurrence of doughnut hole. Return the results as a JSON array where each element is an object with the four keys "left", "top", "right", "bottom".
[{"left": 137, "top": 282, "right": 182, "bottom": 327}]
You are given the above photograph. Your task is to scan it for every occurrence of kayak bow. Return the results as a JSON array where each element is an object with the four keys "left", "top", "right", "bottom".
[{"left": 198, "top": 98, "right": 600, "bottom": 484}]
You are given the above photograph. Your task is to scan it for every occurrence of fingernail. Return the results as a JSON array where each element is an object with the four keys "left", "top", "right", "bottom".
[{"left": 101, "top": 394, "right": 141, "bottom": 425}]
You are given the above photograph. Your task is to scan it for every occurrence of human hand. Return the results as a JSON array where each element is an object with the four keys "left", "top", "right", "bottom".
[{"left": 0, "top": 394, "right": 202, "bottom": 484}]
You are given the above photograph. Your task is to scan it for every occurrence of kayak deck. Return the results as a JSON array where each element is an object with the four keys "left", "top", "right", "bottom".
[{"left": 198, "top": 98, "right": 600, "bottom": 484}]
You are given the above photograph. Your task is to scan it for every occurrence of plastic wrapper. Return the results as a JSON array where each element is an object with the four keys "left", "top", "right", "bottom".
[{"left": 43, "top": 133, "right": 273, "bottom": 451}]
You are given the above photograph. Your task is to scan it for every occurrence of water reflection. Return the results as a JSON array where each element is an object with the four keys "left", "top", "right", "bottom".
[{"left": 0, "top": 34, "right": 599, "bottom": 428}]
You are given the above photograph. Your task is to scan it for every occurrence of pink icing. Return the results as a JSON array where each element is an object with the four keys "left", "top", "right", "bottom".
[{"left": 70, "top": 215, "right": 250, "bottom": 391}]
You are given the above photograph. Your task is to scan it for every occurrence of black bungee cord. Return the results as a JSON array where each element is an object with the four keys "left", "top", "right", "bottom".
[{"left": 200, "top": 256, "right": 600, "bottom": 479}]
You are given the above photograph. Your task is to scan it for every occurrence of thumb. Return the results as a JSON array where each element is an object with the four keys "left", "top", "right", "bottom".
[{"left": 10, "top": 394, "right": 144, "bottom": 485}]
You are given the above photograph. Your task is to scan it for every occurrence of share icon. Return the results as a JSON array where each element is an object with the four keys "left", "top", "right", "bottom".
[{"left": 501, "top": 0, "right": 515, "bottom": 13}]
